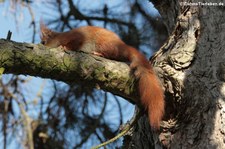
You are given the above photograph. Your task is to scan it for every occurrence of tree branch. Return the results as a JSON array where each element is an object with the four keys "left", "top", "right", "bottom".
[{"left": 0, "top": 39, "right": 137, "bottom": 104}]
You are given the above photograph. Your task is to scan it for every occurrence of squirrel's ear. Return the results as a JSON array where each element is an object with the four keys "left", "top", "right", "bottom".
[{"left": 40, "top": 21, "right": 53, "bottom": 41}]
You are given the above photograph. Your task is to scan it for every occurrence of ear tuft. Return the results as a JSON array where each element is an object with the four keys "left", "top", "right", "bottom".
[{"left": 40, "top": 21, "right": 53, "bottom": 42}]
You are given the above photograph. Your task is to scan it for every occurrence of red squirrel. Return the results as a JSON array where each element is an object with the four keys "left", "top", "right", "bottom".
[{"left": 40, "top": 24, "right": 164, "bottom": 129}]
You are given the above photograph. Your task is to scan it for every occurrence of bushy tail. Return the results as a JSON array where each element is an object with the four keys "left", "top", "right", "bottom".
[
  {"left": 138, "top": 68, "right": 164, "bottom": 129},
  {"left": 128, "top": 47, "right": 164, "bottom": 129}
]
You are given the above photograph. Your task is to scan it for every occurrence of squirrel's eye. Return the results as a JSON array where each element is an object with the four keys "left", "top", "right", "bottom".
[{"left": 41, "top": 41, "right": 46, "bottom": 45}]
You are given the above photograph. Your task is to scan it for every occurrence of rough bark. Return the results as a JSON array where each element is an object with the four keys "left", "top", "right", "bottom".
[
  {"left": 0, "top": 39, "right": 137, "bottom": 104},
  {"left": 124, "top": 0, "right": 225, "bottom": 149},
  {"left": 168, "top": 1, "right": 225, "bottom": 148}
]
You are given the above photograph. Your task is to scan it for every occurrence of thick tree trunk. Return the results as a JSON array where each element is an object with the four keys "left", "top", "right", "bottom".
[{"left": 123, "top": 0, "right": 225, "bottom": 148}]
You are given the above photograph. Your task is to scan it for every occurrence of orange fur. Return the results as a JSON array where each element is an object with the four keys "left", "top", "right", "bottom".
[{"left": 40, "top": 25, "right": 164, "bottom": 129}]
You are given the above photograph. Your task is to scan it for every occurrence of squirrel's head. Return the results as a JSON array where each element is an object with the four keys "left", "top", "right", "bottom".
[{"left": 40, "top": 22, "right": 60, "bottom": 48}]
